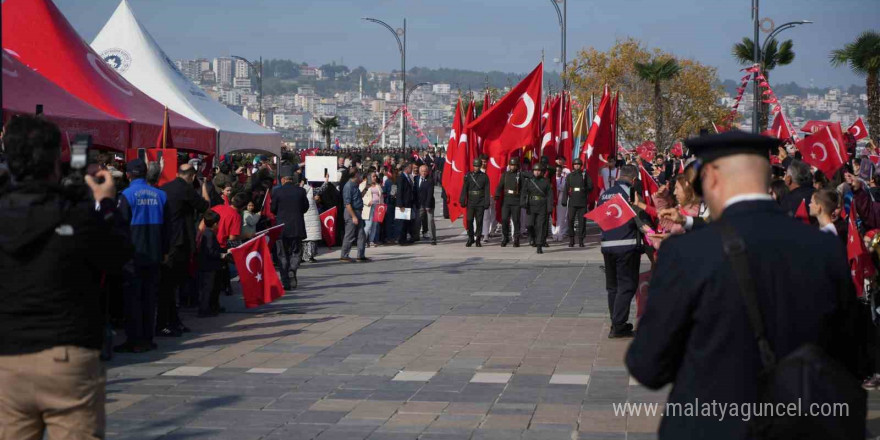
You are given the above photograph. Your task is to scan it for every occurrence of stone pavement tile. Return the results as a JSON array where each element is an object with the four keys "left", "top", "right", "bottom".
[
  {"left": 497, "top": 387, "right": 544, "bottom": 405},
  {"left": 398, "top": 401, "right": 449, "bottom": 414},
  {"left": 247, "top": 367, "right": 287, "bottom": 374},
  {"left": 575, "top": 432, "right": 626, "bottom": 440},
  {"left": 532, "top": 403, "right": 580, "bottom": 425},
  {"left": 376, "top": 412, "right": 438, "bottom": 433},
  {"left": 470, "top": 372, "right": 512, "bottom": 384},
  {"left": 480, "top": 413, "right": 532, "bottom": 430},
  {"left": 578, "top": 409, "right": 627, "bottom": 433},
  {"left": 264, "top": 423, "right": 328, "bottom": 440},
  {"left": 392, "top": 370, "right": 436, "bottom": 381},
  {"left": 445, "top": 402, "right": 492, "bottom": 415},
  {"left": 427, "top": 413, "right": 483, "bottom": 430},
  {"left": 409, "top": 390, "right": 459, "bottom": 402},
  {"left": 162, "top": 366, "right": 214, "bottom": 377},
  {"left": 549, "top": 374, "right": 590, "bottom": 385},
  {"left": 626, "top": 433, "right": 659, "bottom": 440},
  {"left": 419, "top": 431, "right": 474, "bottom": 440},
  {"left": 314, "top": 426, "right": 377, "bottom": 440},
  {"left": 309, "top": 398, "right": 363, "bottom": 412},
  {"left": 258, "top": 353, "right": 312, "bottom": 368},
  {"left": 327, "top": 388, "right": 374, "bottom": 400},
  {"left": 105, "top": 393, "right": 151, "bottom": 415},
  {"left": 264, "top": 395, "right": 315, "bottom": 412},
  {"left": 163, "top": 427, "right": 275, "bottom": 440},
  {"left": 522, "top": 427, "right": 577, "bottom": 440},
  {"left": 347, "top": 401, "right": 403, "bottom": 420},
  {"left": 626, "top": 414, "right": 662, "bottom": 433},
  {"left": 471, "top": 428, "right": 525, "bottom": 440},
  {"left": 370, "top": 389, "right": 421, "bottom": 401},
  {"left": 540, "top": 386, "right": 587, "bottom": 404},
  {"left": 186, "top": 408, "right": 297, "bottom": 429},
  {"left": 294, "top": 410, "right": 350, "bottom": 424},
  {"left": 365, "top": 432, "right": 419, "bottom": 440}
]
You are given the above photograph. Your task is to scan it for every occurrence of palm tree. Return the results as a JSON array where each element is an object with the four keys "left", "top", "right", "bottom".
[
  {"left": 314, "top": 116, "right": 340, "bottom": 150},
  {"left": 732, "top": 37, "right": 795, "bottom": 130},
  {"left": 831, "top": 31, "right": 880, "bottom": 144},
  {"left": 634, "top": 58, "right": 681, "bottom": 151}
]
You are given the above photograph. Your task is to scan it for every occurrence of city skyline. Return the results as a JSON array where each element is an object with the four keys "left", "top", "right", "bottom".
[{"left": 55, "top": 0, "right": 877, "bottom": 89}]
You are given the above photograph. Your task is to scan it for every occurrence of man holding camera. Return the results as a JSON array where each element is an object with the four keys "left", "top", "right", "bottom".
[{"left": 0, "top": 115, "right": 132, "bottom": 439}]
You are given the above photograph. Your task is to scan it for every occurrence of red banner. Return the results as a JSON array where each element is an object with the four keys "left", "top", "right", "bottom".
[
  {"left": 229, "top": 236, "right": 284, "bottom": 308},
  {"left": 320, "top": 206, "right": 338, "bottom": 247},
  {"left": 372, "top": 203, "right": 388, "bottom": 223}
]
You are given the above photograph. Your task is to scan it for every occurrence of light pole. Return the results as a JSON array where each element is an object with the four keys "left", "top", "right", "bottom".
[
  {"left": 231, "top": 55, "right": 263, "bottom": 125},
  {"left": 363, "top": 17, "right": 406, "bottom": 149},
  {"left": 549, "top": 0, "right": 566, "bottom": 90}
]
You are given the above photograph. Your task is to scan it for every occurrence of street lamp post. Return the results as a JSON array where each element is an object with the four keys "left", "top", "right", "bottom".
[
  {"left": 231, "top": 55, "right": 263, "bottom": 125},
  {"left": 363, "top": 17, "right": 406, "bottom": 149},
  {"left": 549, "top": 0, "right": 567, "bottom": 90}
]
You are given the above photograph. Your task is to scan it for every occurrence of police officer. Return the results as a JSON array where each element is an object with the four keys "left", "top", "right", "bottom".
[
  {"left": 599, "top": 164, "right": 641, "bottom": 338},
  {"left": 521, "top": 163, "right": 553, "bottom": 254},
  {"left": 460, "top": 158, "right": 490, "bottom": 247},
  {"left": 561, "top": 158, "right": 593, "bottom": 248},
  {"left": 495, "top": 157, "right": 525, "bottom": 247}
]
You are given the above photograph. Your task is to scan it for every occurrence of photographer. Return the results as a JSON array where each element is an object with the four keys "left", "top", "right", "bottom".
[{"left": 0, "top": 115, "right": 131, "bottom": 439}]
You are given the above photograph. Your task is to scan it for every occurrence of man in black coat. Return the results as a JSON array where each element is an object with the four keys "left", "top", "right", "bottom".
[
  {"left": 414, "top": 165, "right": 436, "bottom": 245},
  {"left": 460, "top": 159, "right": 491, "bottom": 247},
  {"left": 780, "top": 159, "right": 816, "bottom": 223},
  {"left": 271, "top": 166, "right": 309, "bottom": 290},
  {"left": 395, "top": 163, "right": 416, "bottom": 245},
  {"left": 156, "top": 164, "right": 210, "bottom": 336},
  {"left": 560, "top": 158, "right": 593, "bottom": 248},
  {"left": 626, "top": 132, "right": 861, "bottom": 440}
]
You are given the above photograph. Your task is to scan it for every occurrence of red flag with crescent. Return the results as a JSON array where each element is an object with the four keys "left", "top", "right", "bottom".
[
  {"left": 320, "top": 206, "right": 338, "bottom": 247},
  {"left": 372, "top": 203, "right": 388, "bottom": 223},
  {"left": 849, "top": 117, "right": 869, "bottom": 141},
  {"left": 795, "top": 126, "right": 845, "bottom": 177},
  {"left": 229, "top": 236, "right": 284, "bottom": 308},
  {"left": 585, "top": 193, "right": 636, "bottom": 231},
  {"left": 636, "top": 271, "right": 652, "bottom": 319},
  {"left": 441, "top": 99, "right": 467, "bottom": 223},
  {"left": 581, "top": 88, "right": 614, "bottom": 206},
  {"left": 635, "top": 141, "right": 656, "bottom": 163},
  {"left": 540, "top": 95, "right": 559, "bottom": 162}
]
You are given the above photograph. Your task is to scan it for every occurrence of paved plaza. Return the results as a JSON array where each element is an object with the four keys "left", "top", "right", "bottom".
[{"left": 103, "top": 190, "right": 880, "bottom": 440}]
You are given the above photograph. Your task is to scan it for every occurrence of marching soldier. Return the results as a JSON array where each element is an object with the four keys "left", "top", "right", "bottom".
[
  {"left": 494, "top": 157, "right": 526, "bottom": 247},
  {"left": 521, "top": 163, "right": 554, "bottom": 254},
  {"left": 561, "top": 158, "right": 594, "bottom": 248},
  {"left": 460, "top": 158, "right": 490, "bottom": 247}
]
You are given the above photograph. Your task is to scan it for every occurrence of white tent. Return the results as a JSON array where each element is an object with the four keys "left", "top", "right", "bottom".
[{"left": 90, "top": 0, "right": 281, "bottom": 157}]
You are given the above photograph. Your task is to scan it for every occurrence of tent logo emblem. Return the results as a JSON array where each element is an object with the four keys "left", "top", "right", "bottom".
[{"left": 100, "top": 48, "right": 132, "bottom": 74}]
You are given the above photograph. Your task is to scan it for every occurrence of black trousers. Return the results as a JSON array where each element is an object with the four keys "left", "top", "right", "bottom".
[
  {"left": 441, "top": 188, "right": 450, "bottom": 219},
  {"left": 603, "top": 251, "right": 641, "bottom": 329},
  {"left": 466, "top": 205, "right": 485, "bottom": 240},
  {"left": 123, "top": 263, "right": 160, "bottom": 346},
  {"left": 157, "top": 251, "right": 188, "bottom": 329},
  {"left": 528, "top": 209, "right": 547, "bottom": 246},
  {"left": 567, "top": 205, "right": 588, "bottom": 238},
  {"left": 197, "top": 270, "right": 215, "bottom": 314},
  {"left": 501, "top": 204, "right": 521, "bottom": 239},
  {"left": 280, "top": 237, "right": 303, "bottom": 287}
]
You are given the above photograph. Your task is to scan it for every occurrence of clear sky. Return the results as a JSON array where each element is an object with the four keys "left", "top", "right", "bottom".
[{"left": 55, "top": 0, "right": 878, "bottom": 88}]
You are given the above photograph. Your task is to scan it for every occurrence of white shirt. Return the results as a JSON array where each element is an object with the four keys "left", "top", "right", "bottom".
[{"left": 819, "top": 223, "right": 838, "bottom": 236}]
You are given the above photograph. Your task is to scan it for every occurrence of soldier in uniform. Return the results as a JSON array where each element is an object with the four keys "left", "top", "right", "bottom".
[
  {"left": 561, "top": 158, "right": 594, "bottom": 248},
  {"left": 460, "top": 158, "right": 490, "bottom": 247},
  {"left": 494, "top": 157, "right": 525, "bottom": 247},
  {"left": 521, "top": 163, "right": 554, "bottom": 254}
]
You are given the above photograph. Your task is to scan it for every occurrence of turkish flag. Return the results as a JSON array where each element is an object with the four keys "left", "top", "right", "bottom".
[
  {"left": 467, "top": 62, "right": 542, "bottom": 161},
  {"left": 540, "top": 95, "right": 559, "bottom": 161},
  {"left": 769, "top": 112, "right": 793, "bottom": 141},
  {"left": 155, "top": 107, "right": 174, "bottom": 149},
  {"left": 849, "top": 117, "right": 869, "bottom": 141},
  {"left": 636, "top": 271, "right": 651, "bottom": 319},
  {"left": 258, "top": 223, "right": 284, "bottom": 245},
  {"left": 585, "top": 194, "right": 636, "bottom": 231},
  {"left": 610, "top": 92, "right": 620, "bottom": 157},
  {"left": 464, "top": 101, "right": 477, "bottom": 164},
  {"left": 639, "top": 165, "right": 659, "bottom": 212},
  {"left": 795, "top": 199, "right": 810, "bottom": 225},
  {"left": 261, "top": 188, "right": 276, "bottom": 224},
  {"left": 795, "top": 126, "right": 845, "bottom": 177},
  {"left": 444, "top": 100, "right": 468, "bottom": 224},
  {"left": 581, "top": 87, "right": 614, "bottom": 205},
  {"left": 847, "top": 213, "right": 875, "bottom": 298},
  {"left": 670, "top": 142, "right": 683, "bottom": 158},
  {"left": 320, "top": 206, "right": 338, "bottom": 247},
  {"left": 372, "top": 203, "right": 388, "bottom": 223},
  {"left": 229, "top": 236, "right": 284, "bottom": 308},
  {"left": 636, "top": 141, "right": 656, "bottom": 163},
  {"left": 560, "top": 94, "right": 575, "bottom": 170},
  {"left": 125, "top": 148, "right": 177, "bottom": 186},
  {"left": 801, "top": 120, "right": 831, "bottom": 134}
]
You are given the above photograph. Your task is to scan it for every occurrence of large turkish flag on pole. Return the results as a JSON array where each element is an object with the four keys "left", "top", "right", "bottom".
[
  {"left": 580, "top": 87, "right": 613, "bottom": 205},
  {"left": 795, "top": 125, "right": 846, "bottom": 177},
  {"left": 540, "top": 95, "right": 559, "bottom": 162},
  {"left": 469, "top": 62, "right": 543, "bottom": 206},
  {"left": 229, "top": 236, "right": 284, "bottom": 308},
  {"left": 560, "top": 94, "right": 575, "bottom": 170},
  {"left": 442, "top": 99, "right": 468, "bottom": 224}
]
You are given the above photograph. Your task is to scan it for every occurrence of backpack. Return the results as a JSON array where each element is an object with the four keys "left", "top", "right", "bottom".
[{"left": 720, "top": 222, "right": 866, "bottom": 439}]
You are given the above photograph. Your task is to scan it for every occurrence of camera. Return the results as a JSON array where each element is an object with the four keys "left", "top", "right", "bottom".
[{"left": 61, "top": 134, "right": 102, "bottom": 190}]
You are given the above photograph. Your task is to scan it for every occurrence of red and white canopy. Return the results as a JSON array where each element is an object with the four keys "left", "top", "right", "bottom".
[
  {"left": 1, "top": 0, "right": 216, "bottom": 154},
  {"left": 2, "top": 50, "right": 129, "bottom": 152}
]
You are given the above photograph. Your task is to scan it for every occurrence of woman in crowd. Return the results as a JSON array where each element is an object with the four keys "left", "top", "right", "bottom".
[
  {"left": 383, "top": 166, "right": 400, "bottom": 244},
  {"left": 362, "top": 171, "right": 384, "bottom": 247},
  {"left": 302, "top": 177, "right": 322, "bottom": 262}
]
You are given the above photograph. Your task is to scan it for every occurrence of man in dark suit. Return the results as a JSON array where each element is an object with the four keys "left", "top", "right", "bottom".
[
  {"left": 780, "top": 159, "right": 815, "bottom": 222},
  {"left": 396, "top": 163, "right": 416, "bottom": 245},
  {"left": 156, "top": 164, "right": 210, "bottom": 336},
  {"left": 626, "top": 132, "right": 861, "bottom": 440},
  {"left": 270, "top": 166, "right": 309, "bottom": 290},
  {"left": 415, "top": 165, "right": 437, "bottom": 245}
]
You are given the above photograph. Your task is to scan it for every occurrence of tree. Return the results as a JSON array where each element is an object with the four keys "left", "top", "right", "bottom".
[
  {"left": 831, "top": 31, "right": 880, "bottom": 144},
  {"left": 634, "top": 58, "right": 681, "bottom": 151},
  {"left": 564, "top": 38, "right": 728, "bottom": 152},
  {"left": 732, "top": 37, "right": 795, "bottom": 130},
  {"left": 355, "top": 122, "right": 378, "bottom": 147},
  {"left": 315, "top": 116, "right": 340, "bottom": 149}
]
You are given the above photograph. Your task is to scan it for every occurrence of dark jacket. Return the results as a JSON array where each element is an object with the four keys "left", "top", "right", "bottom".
[
  {"left": 197, "top": 228, "right": 224, "bottom": 272},
  {"left": 626, "top": 200, "right": 860, "bottom": 440},
  {"left": 271, "top": 182, "right": 309, "bottom": 239},
  {"left": 521, "top": 175, "right": 553, "bottom": 213},
  {"left": 120, "top": 178, "right": 169, "bottom": 266},
  {"left": 852, "top": 187, "right": 880, "bottom": 230},
  {"left": 0, "top": 183, "right": 132, "bottom": 354},
  {"left": 779, "top": 185, "right": 815, "bottom": 219},
  {"left": 414, "top": 175, "right": 435, "bottom": 210},
  {"left": 460, "top": 171, "right": 490, "bottom": 208},
  {"left": 396, "top": 172, "right": 416, "bottom": 209},
  {"left": 598, "top": 182, "right": 640, "bottom": 254},
  {"left": 561, "top": 170, "right": 593, "bottom": 208},
  {"left": 495, "top": 171, "right": 526, "bottom": 206},
  {"left": 161, "top": 177, "right": 208, "bottom": 257}
]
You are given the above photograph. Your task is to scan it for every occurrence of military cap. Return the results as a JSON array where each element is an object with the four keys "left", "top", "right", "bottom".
[
  {"left": 473, "top": 158, "right": 483, "bottom": 168},
  {"left": 572, "top": 158, "right": 583, "bottom": 166},
  {"left": 533, "top": 163, "right": 545, "bottom": 172},
  {"left": 684, "top": 130, "right": 780, "bottom": 165},
  {"left": 509, "top": 157, "right": 520, "bottom": 166}
]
